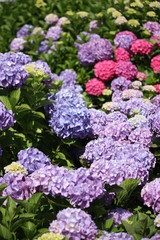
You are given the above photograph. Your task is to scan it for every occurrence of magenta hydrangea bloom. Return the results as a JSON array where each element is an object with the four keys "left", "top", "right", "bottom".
[{"left": 116, "top": 61, "right": 138, "bottom": 81}]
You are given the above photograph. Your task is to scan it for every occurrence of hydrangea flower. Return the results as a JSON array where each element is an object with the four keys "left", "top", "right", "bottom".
[
  {"left": 10, "top": 37, "right": 26, "bottom": 51},
  {"left": 38, "top": 40, "right": 50, "bottom": 54},
  {"left": 49, "top": 208, "right": 98, "bottom": 240},
  {"left": 128, "top": 127, "right": 152, "bottom": 146},
  {"left": 89, "top": 20, "right": 98, "bottom": 32},
  {"left": 151, "top": 95, "right": 160, "bottom": 107},
  {"left": 116, "top": 61, "right": 138, "bottom": 81},
  {"left": 128, "top": 115, "right": 149, "bottom": 129},
  {"left": 2, "top": 173, "right": 36, "bottom": 200},
  {"left": 112, "top": 90, "right": 123, "bottom": 102},
  {"left": 18, "top": 148, "right": 51, "bottom": 174},
  {"left": 111, "top": 77, "right": 131, "bottom": 91},
  {"left": 136, "top": 72, "right": 147, "bottom": 81},
  {"left": 94, "top": 60, "right": 116, "bottom": 81},
  {"left": 107, "top": 208, "right": 133, "bottom": 226},
  {"left": 56, "top": 17, "right": 70, "bottom": 26},
  {"left": 151, "top": 55, "right": 160, "bottom": 73},
  {"left": 85, "top": 78, "right": 106, "bottom": 96},
  {"left": 78, "top": 36, "right": 113, "bottom": 65},
  {"left": 97, "top": 231, "right": 134, "bottom": 240},
  {"left": 46, "top": 26, "right": 63, "bottom": 40},
  {"left": 131, "top": 81, "right": 142, "bottom": 89},
  {"left": 49, "top": 88, "right": 91, "bottom": 139},
  {"left": 16, "top": 24, "right": 33, "bottom": 38},
  {"left": 141, "top": 178, "right": 160, "bottom": 213},
  {"left": 114, "top": 35, "right": 134, "bottom": 51},
  {"left": 4, "top": 162, "right": 27, "bottom": 175},
  {"left": 143, "top": 85, "right": 156, "bottom": 92},
  {"left": 115, "top": 47, "right": 130, "bottom": 62},
  {"left": 153, "top": 84, "right": 160, "bottom": 93},
  {"left": 122, "top": 89, "right": 143, "bottom": 100},
  {"left": 149, "top": 111, "right": 160, "bottom": 133},
  {"left": 154, "top": 214, "right": 160, "bottom": 227},
  {"left": 45, "top": 13, "right": 59, "bottom": 24},
  {"left": 116, "top": 30, "right": 137, "bottom": 41},
  {"left": 3, "top": 52, "right": 31, "bottom": 65},
  {"left": 58, "top": 69, "right": 77, "bottom": 86},
  {"left": 37, "top": 233, "right": 63, "bottom": 240},
  {"left": 131, "top": 39, "right": 153, "bottom": 55},
  {"left": 0, "top": 102, "right": 15, "bottom": 130},
  {"left": 143, "top": 21, "right": 160, "bottom": 34}
]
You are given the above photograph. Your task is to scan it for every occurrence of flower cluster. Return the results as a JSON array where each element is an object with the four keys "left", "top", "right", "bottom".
[
  {"left": 0, "top": 101, "right": 15, "bottom": 130},
  {"left": 85, "top": 78, "right": 106, "bottom": 96}
]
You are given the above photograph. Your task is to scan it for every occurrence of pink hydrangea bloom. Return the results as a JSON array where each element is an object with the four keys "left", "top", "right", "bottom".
[
  {"left": 131, "top": 39, "right": 153, "bottom": 55},
  {"left": 116, "top": 61, "right": 138, "bottom": 81},
  {"left": 151, "top": 55, "right": 160, "bottom": 73},
  {"left": 136, "top": 72, "right": 147, "bottom": 81},
  {"left": 154, "top": 84, "right": 160, "bottom": 93},
  {"left": 115, "top": 48, "right": 130, "bottom": 62},
  {"left": 85, "top": 78, "right": 106, "bottom": 96},
  {"left": 94, "top": 60, "right": 116, "bottom": 81}
]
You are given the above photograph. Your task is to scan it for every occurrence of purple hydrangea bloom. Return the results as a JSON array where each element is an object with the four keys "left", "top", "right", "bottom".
[
  {"left": 105, "top": 111, "right": 127, "bottom": 123},
  {"left": 128, "top": 127, "right": 152, "bottom": 146},
  {"left": 107, "top": 208, "right": 133, "bottom": 226},
  {"left": 0, "top": 102, "right": 15, "bottom": 130},
  {"left": 89, "top": 20, "right": 98, "bottom": 32},
  {"left": 2, "top": 173, "right": 36, "bottom": 200},
  {"left": 38, "top": 40, "right": 50, "bottom": 54},
  {"left": 122, "top": 89, "right": 143, "bottom": 100},
  {"left": 49, "top": 208, "right": 98, "bottom": 240},
  {"left": 128, "top": 115, "right": 149, "bottom": 129},
  {"left": 114, "top": 35, "right": 134, "bottom": 51},
  {"left": 32, "top": 27, "right": 45, "bottom": 36},
  {"left": 3, "top": 52, "right": 31, "bottom": 65},
  {"left": 78, "top": 36, "right": 113, "bottom": 66},
  {"left": 115, "top": 98, "right": 157, "bottom": 117},
  {"left": 98, "top": 231, "right": 134, "bottom": 240},
  {"left": 88, "top": 108, "right": 108, "bottom": 137},
  {"left": 90, "top": 155, "right": 149, "bottom": 185},
  {"left": 16, "top": 24, "right": 33, "bottom": 38},
  {"left": 141, "top": 178, "right": 160, "bottom": 213},
  {"left": 83, "top": 137, "right": 156, "bottom": 170},
  {"left": 58, "top": 69, "right": 77, "bottom": 86},
  {"left": 149, "top": 111, "right": 160, "bottom": 134},
  {"left": 143, "top": 21, "right": 160, "bottom": 34},
  {"left": 0, "top": 58, "right": 29, "bottom": 89},
  {"left": 112, "top": 90, "right": 123, "bottom": 102},
  {"left": 30, "top": 165, "right": 68, "bottom": 195},
  {"left": 151, "top": 95, "right": 160, "bottom": 108},
  {"left": 49, "top": 88, "right": 91, "bottom": 139},
  {"left": 17, "top": 148, "right": 51, "bottom": 174},
  {"left": 100, "top": 121, "right": 132, "bottom": 140},
  {"left": 46, "top": 26, "right": 63, "bottom": 40},
  {"left": 111, "top": 77, "right": 132, "bottom": 91},
  {"left": 10, "top": 37, "right": 26, "bottom": 52},
  {"left": 142, "top": 234, "right": 160, "bottom": 240},
  {"left": 60, "top": 167, "right": 105, "bottom": 208}
]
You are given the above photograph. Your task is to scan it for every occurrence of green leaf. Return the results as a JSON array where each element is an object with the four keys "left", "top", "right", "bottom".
[
  {"left": 0, "top": 196, "right": 7, "bottom": 206},
  {"left": 122, "top": 220, "right": 135, "bottom": 236},
  {"left": 32, "top": 111, "right": 45, "bottom": 119},
  {"left": 116, "top": 178, "right": 140, "bottom": 206},
  {"left": 0, "top": 184, "right": 7, "bottom": 194},
  {"left": 21, "top": 221, "right": 36, "bottom": 239},
  {"left": 0, "top": 224, "right": 12, "bottom": 239},
  {"left": 6, "top": 197, "right": 16, "bottom": 220},
  {"left": 15, "top": 104, "right": 31, "bottom": 113},
  {"left": 104, "top": 217, "right": 114, "bottom": 230},
  {"left": 9, "top": 88, "right": 21, "bottom": 108},
  {"left": 0, "top": 96, "right": 12, "bottom": 110}
]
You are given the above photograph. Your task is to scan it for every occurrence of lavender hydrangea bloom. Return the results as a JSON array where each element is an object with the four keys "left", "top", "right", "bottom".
[
  {"left": 143, "top": 21, "right": 160, "bottom": 34},
  {"left": 88, "top": 108, "right": 108, "bottom": 137},
  {"left": 17, "top": 148, "right": 51, "bottom": 174},
  {"left": 114, "top": 35, "right": 134, "bottom": 51},
  {"left": 122, "top": 89, "right": 143, "bottom": 100},
  {"left": 100, "top": 121, "right": 132, "bottom": 140},
  {"left": 2, "top": 173, "right": 36, "bottom": 200},
  {"left": 112, "top": 90, "right": 123, "bottom": 102},
  {"left": 151, "top": 95, "right": 160, "bottom": 108},
  {"left": 10, "top": 37, "right": 26, "bottom": 52},
  {"left": 60, "top": 167, "right": 105, "bottom": 208},
  {"left": 90, "top": 155, "right": 149, "bottom": 185},
  {"left": 111, "top": 77, "right": 132, "bottom": 91},
  {"left": 105, "top": 111, "right": 127, "bottom": 123},
  {"left": 128, "top": 127, "right": 152, "bottom": 146},
  {"left": 83, "top": 138, "right": 156, "bottom": 169},
  {"left": 46, "top": 26, "right": 63, "bottom": 40},
  {"left": 98, "top": 231, "right": 134, "bottom": 240},
  {"left": 128, "top": 115, "right": 149, "bottom": 129},
  {"left": 0, "top": 102, "right": 15, "bottom": 130},
  {"left": 59, "top": 69, "right": 77, "bottom": 85},
  {"left": 49, "top": 208, "right": 98, "bottom": 240},
  {"left": 107, "top": 208, "right": 133, "bottom": 226},
  {"left": 30, "top": 165, "right": 68, "bottom": 195},
  {"left": 78, "top": 36, "right": 113, "bottom": 66},
  {"left": 38, "top": 40, "right": 50, "bottom": 54},
  {"left": 3, "top": 52, "right": 31, "bottom": 65},
  {"left": 16, "top": 24, "right": 33, "bottom": 38},
  {"left": 149, "top": 111, "right": 160, "bottom": 133},
  {"left": 89, "top": 20, "right": 98, "bottom": 32},
  {"left": 141, "top": 178, "right": 160, "bottom": 213},
  {"left": 49, "top": 88, "right": 91, "bottom": 139},
  {"left": 116, "top": 98, "right": 157, "bottom": 117},
  {"left": 0, "top": 59, "right": 29, "bottom": 88}
]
